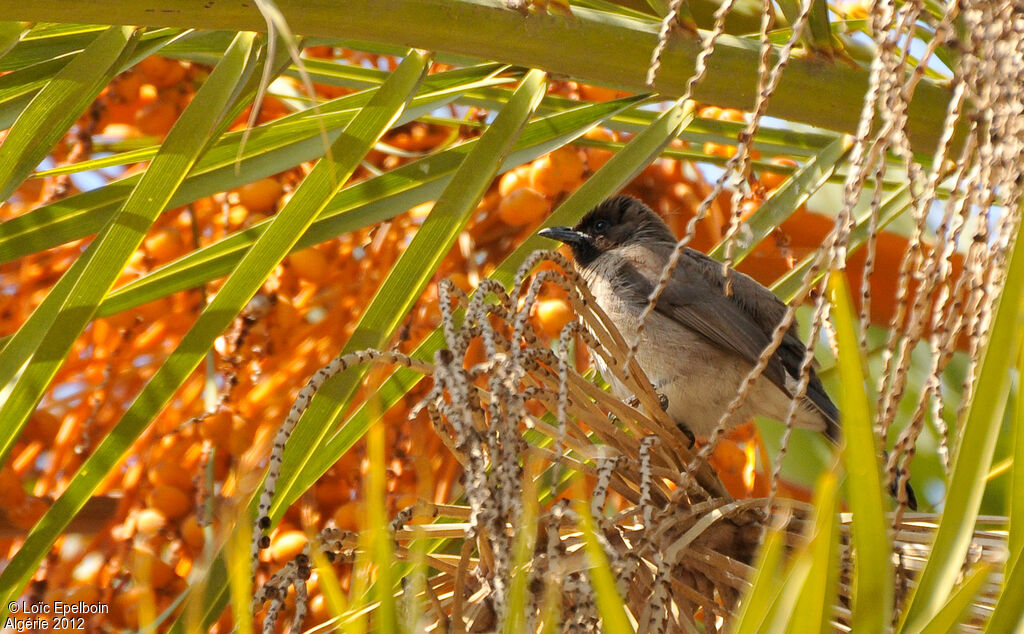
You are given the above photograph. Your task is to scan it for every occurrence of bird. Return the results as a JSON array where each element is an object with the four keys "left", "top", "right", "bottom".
[
  {"left": 539, "top": 194, "right": 839, "bottom": 440},
  {"left": 539, "top": 195, "right": 917, "bottom": 508}
]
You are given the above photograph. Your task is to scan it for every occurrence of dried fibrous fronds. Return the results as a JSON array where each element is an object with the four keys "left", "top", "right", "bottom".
[
  {"left": 252, "top": 252, "right": 764, "bottom": 632},
  {"left": 251, "top": 251, "right": 1011, "bottom": 632}
]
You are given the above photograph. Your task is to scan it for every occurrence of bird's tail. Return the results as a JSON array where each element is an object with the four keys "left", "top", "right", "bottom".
[
  {"left": 805, "top": 382, "right": 918, "bottom": 510},
  {"left": 805, "top": 378, "right": 841, "bottom": 443}
]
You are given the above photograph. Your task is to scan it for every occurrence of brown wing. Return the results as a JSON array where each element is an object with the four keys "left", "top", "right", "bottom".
[
  {"left": 651, "top": 252, "right": 793, "bottom": 391},
  {"left": 621, "top": 245, "right": 840, "bottom": 439}
]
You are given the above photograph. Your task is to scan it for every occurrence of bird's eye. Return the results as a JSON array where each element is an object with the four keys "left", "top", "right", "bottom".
[{"left": 593, "top": 219, "right": 609, "bottom": 233}]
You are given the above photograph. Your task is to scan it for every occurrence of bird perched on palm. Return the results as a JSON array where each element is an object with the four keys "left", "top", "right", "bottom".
[{"left": 540, "top": 194, "right": 916, "bottom": 509}]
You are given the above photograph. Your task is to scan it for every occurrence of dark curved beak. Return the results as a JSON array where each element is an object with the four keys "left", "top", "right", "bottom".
[{"left": 538, "top": 226, "right": 588, "bottom": 245}]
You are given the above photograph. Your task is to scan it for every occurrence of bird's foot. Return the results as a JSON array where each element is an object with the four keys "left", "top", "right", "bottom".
[
  {"left": 623, "top": 391, "right": 669, "bottom": 412},
  {"left": 656, "top": 392, "right": 669, "bottom": 412},
  {"left": 677, "top": 422, "right": 696, "bottom": 447},
  {"left": 655, "top": 391, "right": 696, "bottom": 446},
  {"left": 625, "top": 390, "right": 694, "bottom": 446}
]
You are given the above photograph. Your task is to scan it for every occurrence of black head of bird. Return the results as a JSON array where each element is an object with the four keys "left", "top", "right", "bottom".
[
  {"left": 540, "top": 194, "right": 917, "bottom": 509},
  {"left": 537, "top": 196, "right": 676, "bottom": 267}
]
